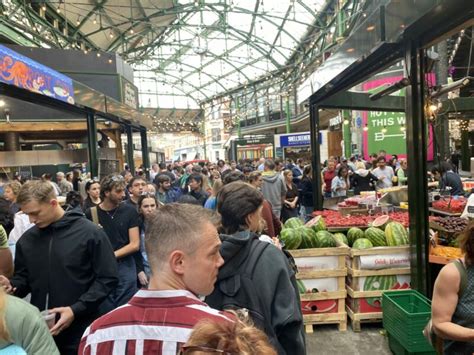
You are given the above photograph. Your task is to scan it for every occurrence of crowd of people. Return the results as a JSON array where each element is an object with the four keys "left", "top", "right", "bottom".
[
  {"left": 0, "top": 159, "right": 308, "bottom": 355},
  {"left": 0, "top": 152, "right": 471, "bottom": 355}
]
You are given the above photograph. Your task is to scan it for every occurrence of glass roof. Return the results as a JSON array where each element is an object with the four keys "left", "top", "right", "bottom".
[
  {"left": 0, "top": 0, "right": 358, "bottom": 109},
  {"left": 133, "top": 0, "right": 330, "bottom": 108}
]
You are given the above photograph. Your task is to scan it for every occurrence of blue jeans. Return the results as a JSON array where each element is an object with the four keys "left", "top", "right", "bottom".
[{"left": 99, "top": 255, "right": 137, "bottom": 314}]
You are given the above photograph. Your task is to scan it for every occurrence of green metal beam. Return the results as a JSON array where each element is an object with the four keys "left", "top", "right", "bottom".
[
  {"left": 319, "top": 91, "right": 405, "bottom": 112},
  {"left": 72, "top": 0, "right": 109, "bottom": 36},
  {"left": 159, "top": 19, "right": 221, "bottom": 71},
  {"left": 439, "top": 97, "right": 474, "bottom": 114}
]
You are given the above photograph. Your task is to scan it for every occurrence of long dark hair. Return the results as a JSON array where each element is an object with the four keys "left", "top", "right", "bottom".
[
  {"left": 0, "top": 198, "right": 14, "bottom": 235},
  {"left": 217, "top": 182, "right": 263, "bottom": 235}
]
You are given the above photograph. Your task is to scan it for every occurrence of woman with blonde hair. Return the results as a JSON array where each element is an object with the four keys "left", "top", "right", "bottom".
[
  {"left": 204, "top": 179, "right": 223, "bottom": 211},
  {"left": 181, "top": 315, "right": 277, "bottom": 355},
  {"left": 0, "top": 288, "right": 59, "bottom": 354}
]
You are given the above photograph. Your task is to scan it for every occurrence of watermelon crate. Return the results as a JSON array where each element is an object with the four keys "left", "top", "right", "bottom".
[
  {"left": 345, "top": 246, "right": 411, "bottom": 332},
  {"left": 289, "top": 245, "right": 349, "bottom": 332}
]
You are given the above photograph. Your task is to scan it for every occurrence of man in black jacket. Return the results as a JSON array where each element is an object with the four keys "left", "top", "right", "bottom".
[{"left": 0, "top": 180, "right": 118, "bottom": 355}]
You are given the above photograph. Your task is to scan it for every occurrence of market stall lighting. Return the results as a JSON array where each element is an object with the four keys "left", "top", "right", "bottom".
[
  {"left": 381, "top": 127, "right": 387, "bottom": 134},
  {"left": 0, "top": 100, "right": 5, "bottom": 107},
  {"left": 343, "top": 119, "right": 350, "bottom": 125},
  {"left": 369, "top": 78, "right": 410, "bottom": 101},
  {"left": 363, "top": 125, "right": 368, "bottom": 131},
  {"left": 430, "top": 77, "right": 472, "bottom": 98},
  {"left": 400, "top": 126, "right": 406, "bottom": 132}
]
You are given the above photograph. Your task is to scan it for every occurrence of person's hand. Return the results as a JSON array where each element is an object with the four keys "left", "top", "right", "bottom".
[
  {"left": 272, "top": 237, "right": 283, "bottom": 250},
  {"left": 138, "top": 271, "right": 148, "bottom": 287},
  {"left": 0, "top": 275, "right": 15, "bottom": 294},
  {"left": 49, "top": 307, "right": 74, "bottom": 336}
]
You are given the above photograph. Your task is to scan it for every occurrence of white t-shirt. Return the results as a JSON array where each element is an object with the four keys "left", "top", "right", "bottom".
[
  {"left": 372, "top": 166, "right": 395, "bottom": 189},
  {"left": 461, "top": 194, "right": 474, "bottom": 219}
]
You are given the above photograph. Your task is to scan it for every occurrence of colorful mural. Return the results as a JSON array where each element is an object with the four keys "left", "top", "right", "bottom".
[{"left": 0, "top": 45, "right": 74, "bottom": 104}]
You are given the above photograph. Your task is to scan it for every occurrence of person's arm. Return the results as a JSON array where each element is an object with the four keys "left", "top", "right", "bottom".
[
  {"left": 397, "top": 168, "right": 407, "bottom": 184},
  {"left": 256, "top": 247, "right": 306, "bottom": 355},
  {"left": 51, "top": 227, "right": 118, "bottom": 327},
  {"left": 331, "top": 177, "right": 340, "bottom": 193},
  {"left": 14, "top": 301, "right": 60, "bottom": 355},
  {"left": 114, "top": 226, "right": 140, "bottom": 259},
  {"left": 10, "top": 241, "right": 31, "bottom": 298},
  {"left": 0, "top": 249, "right": 13, "bottom": 278},
  {"left": 432, "top": 263, "right": 474, "bottom": 341}
]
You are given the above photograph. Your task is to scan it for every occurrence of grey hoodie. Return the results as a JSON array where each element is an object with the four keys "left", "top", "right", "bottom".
[
  {"left": 206, "top": 231, "right": 305, "bottom": 355},
  {"left": 261, "top": 172, "right": 287, "bottom": 213}
]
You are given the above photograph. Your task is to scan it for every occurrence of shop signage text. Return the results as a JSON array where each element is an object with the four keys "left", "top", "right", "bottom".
[{"left": 280, "top": 133, "right": 321, "bottom": 147}]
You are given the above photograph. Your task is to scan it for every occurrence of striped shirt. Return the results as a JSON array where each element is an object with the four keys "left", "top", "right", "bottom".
[{"left": 78, "top": 289, "right": 233, "bottom": 355}]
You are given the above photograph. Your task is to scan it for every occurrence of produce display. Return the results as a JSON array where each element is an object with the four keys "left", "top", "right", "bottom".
[
  {"left": 430, "top": 245, "right": 463, "bottom": 259},
  {"left": 352, "top": 238, "right": 373, "bottom": 249},
  {"left": 280, "top": 216, "right": 338, "bottom": 250},
  {"left": 282, "top": 215, "right": 410, "bottom": 250},
  {"left": 312, "top": 210, "right": 410, "bottom": 228},
  {"left": 432, "top": 196, "right": 467, "bottom": 214},
  {"left": 432, "top": 216, "right": 469, "bottom": 234}
]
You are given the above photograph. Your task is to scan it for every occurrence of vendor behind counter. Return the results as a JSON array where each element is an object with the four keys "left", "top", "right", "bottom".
[{"left": 431, "top": 162, "right": 464, "bottom": 196}]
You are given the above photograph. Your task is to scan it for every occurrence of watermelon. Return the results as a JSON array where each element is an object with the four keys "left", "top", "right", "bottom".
[
  {"left": 364, "top": 275, "right": 398, "bottom": 307},
  {"left": 305, "top": 215, "right": 327, "bottom": 233},
  {"left": 284, "top": 217, "right": 304, "bottom": 229},
  {"left": 365, "top": 227, "right": 387, "bottom": 247},
  {"left": 385, "top": 222, "right": 409, "bottom": 246},
  {"left": 347, "top": 227, "right": 365, "bottom": 246},
  {"left": 332, "top": 233, "right": 348, "bottom": 246},
  {"left": 298, "top": 227, "right": 318, "bottom": 249},
  {"left": 352, "top": 238, "right": 373, "bottom": 249},
  {"left": 296, "top": 279, "right": 306, "bottom": 294},
  {"left": 315, "top": 231, "right": 336, "bottom": 248},
  {"left": 370, "top": 215, "right": 390, "bottom": 230},
  {"left": 280, "top": 228, "right": 302, "bottom": 250}
]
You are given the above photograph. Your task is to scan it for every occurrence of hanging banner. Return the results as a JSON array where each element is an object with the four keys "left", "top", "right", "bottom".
[
  {"left": 0, "top": 44, "right": 75, "bottom": 104},
  {"left": 361, "top": 75, "right": 434, "bottom": 161}
]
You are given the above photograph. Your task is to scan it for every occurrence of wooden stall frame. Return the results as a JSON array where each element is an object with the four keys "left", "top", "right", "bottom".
[
  {"left": 290, "top": 246, "right": 349, "bottom": 332},
  {"left": 346, "top": 246, "right": 411, "bottom": 332}
]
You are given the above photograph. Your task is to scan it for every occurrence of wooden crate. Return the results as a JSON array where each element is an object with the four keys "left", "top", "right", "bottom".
[
  {"left": 290, "top": 246, "right": 349, "bottom": 332},
  {"left": 346, "top": 246, "right": 411, "bottom": 332}
]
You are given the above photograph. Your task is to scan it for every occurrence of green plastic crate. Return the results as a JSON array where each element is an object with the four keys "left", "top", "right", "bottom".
[
  {"left": 382, "top": 290, "right": 435, "bottom": 353},
  {"left": 388, "top": 333, "right": 436, "bottom": 355}
]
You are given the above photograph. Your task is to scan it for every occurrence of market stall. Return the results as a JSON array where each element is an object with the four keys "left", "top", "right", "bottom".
[{"left": 306, "top": 0, "right": 473, "bottom": 301}]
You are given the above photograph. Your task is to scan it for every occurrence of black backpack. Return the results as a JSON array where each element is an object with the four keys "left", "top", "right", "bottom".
[{"left": 206, "top": 239, "right": 274, "bottom": 337}]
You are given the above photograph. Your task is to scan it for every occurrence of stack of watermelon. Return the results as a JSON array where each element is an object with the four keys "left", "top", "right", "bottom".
[
  {"left": 280, "top": 216, "right": 340, "bottom": 250},
  {"left": 342, "top": 222, "right": 409, "bottom": 249}
]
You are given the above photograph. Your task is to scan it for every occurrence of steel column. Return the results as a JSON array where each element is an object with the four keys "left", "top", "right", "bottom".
[
  {"left": 405, "top": 42, "right": 430, "bottom": 296},
  {"left": 86, "top": 112, "right": 99, "bottom": 178},
  {"left": 285, "top": 95, "right": 291, "bottom": 133},
  {"left": 140, "top": 127, "right": 150, "bottom": 179},
  {"left": 310, "top": 104, "right": 323, "bottom": 211},
  {"left": 126, "top": 125, "right": 135, "bottom": 174}
]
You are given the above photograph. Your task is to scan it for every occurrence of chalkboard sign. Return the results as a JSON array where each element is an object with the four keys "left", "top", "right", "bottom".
[{"left": 98, "top": 159, "right": 119, "bottom": 179}]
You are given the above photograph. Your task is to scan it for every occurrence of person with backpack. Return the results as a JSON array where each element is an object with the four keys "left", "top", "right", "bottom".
[
  {"left": 431, "top": 222, "right": 474, "bottom": 354},
  {"left": 205, "top": 181, "right": 305, "bottom": 355}
]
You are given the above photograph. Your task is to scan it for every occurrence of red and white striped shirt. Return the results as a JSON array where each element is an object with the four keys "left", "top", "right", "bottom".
[{"left": 78, "top": 289, "right": 233, "bottom": 355}]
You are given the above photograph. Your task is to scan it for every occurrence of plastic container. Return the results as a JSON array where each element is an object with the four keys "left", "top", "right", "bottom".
[
  {"left": 41, "top": 310, "right": 56, "bottom": 329},
  {"left": 388, "top": 333, "right": 436, "bottom": 355},
  {"left": 382, "top": 290, "right": 435, "bottom": 353}
]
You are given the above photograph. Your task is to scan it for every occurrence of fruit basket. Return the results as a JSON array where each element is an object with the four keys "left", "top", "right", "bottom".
[{"left": 382, "top": 290, "right": 435, "bottom": 354}]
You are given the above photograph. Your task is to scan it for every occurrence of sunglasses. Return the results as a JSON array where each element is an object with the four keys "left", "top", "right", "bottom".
[
  {"left": 179, "top": 346, "right": 234, "bottom": 355},
  {"left": 111, "top": 175, "right": 124, "bottom": 182}
]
